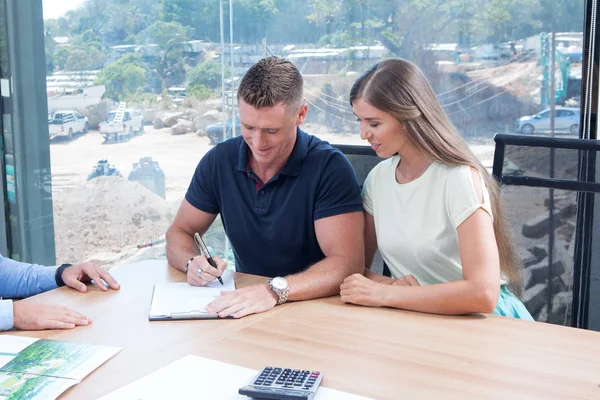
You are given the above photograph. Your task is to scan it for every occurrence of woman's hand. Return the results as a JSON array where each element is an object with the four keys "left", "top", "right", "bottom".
[
  {"left": 390, "top": 274, "right": 420, "bottom": 287},
  {"left": 340, "top": 274, "right": 390, "bottom": 307}
]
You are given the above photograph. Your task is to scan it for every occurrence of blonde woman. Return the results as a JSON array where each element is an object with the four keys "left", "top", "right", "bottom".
[{"left": 340, "top": 59, "right": 533, "bottom": 319}]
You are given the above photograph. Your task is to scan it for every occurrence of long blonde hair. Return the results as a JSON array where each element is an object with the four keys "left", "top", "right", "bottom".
[{"left": 350, "top": 58, "right": 523, "bottom": 295}]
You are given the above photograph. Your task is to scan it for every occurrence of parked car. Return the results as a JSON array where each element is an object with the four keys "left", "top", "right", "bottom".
[
  {"left": 99, "top": 109, "right": 144, "bottom": 143},
  {"left": 515, "top": 107, "right": 580, "bottom": 135},
  {"left": 48, "top": 110, "right": 88, "bottom": 140},
  {"left": 206, "top": 117, "right": 240, "bottom": 145}
]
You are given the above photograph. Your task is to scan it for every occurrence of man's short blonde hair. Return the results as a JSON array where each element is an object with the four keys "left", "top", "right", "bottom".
[{"left": 237, "top": 56, "right": 303, "bottom": 111}]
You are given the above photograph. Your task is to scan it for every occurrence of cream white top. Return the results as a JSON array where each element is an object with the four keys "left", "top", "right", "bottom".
[{"left": 363, "top": 156, "right": 492, "bottom": 285}]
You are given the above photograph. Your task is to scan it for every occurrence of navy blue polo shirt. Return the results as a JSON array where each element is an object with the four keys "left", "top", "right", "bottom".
[{"left": 185, "top": 128, "right": 363, "bottom": 278}]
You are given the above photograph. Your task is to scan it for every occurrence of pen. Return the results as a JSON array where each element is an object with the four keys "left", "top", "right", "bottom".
[{"left": 194, "top": 232, "right": 224, "bottom": 285}]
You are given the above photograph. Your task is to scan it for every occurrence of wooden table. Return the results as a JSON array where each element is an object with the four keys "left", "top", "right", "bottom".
[{"left": 3, "top": 260, "right": 600, "bottom": 400}]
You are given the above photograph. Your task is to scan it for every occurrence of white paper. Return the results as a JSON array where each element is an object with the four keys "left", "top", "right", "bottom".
[
  {"left": 99, "top": 355, "right": 374, "bottom": 400},
  {"left": 149, "top": 270, "right": 236, "bottom": 318}
]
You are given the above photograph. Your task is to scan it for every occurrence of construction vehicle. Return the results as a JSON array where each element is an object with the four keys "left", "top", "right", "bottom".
[
  {"left": 87, "top": 160, "right": 122, "bottom": 181},
  {"left": 128, "top": 157, "right": 166, "bottom": 199},
  {"left": 540, "top": 33, "right": 581, "bottom": 108}
]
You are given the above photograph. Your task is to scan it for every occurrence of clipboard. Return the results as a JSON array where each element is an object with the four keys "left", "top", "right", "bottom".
[{"left": 148, "top": 270, "right": 236, "bottom": 321}]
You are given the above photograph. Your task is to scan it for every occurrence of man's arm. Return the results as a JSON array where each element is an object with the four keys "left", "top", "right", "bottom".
[
  {"left": 286, "top": 211, "right": 364, "bottom": 300},
  {"left": 206, "top": 211, "right": 364, "bottom": 318},
  {"left": 0, "top": 256, "right": 58, "bottom": 299},
  {"left": 166, "top": 199, "right": 226, "bottom": 285},
  {"left": 0, "top": 300, "right": 14, "bottom": 331}
]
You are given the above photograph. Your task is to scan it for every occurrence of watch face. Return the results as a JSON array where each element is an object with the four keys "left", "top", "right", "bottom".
[{"left": 271, "top": 277, "right": 288, "bottom": 291}]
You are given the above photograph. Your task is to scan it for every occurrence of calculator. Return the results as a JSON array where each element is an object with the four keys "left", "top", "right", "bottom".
[{"left": 238, "top": 366, "right": 324, "bottom": 400}]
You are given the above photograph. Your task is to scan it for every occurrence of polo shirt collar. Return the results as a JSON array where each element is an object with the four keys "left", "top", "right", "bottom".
[{"left": 236, "top": 127, "right": 309, "bottom": 177}]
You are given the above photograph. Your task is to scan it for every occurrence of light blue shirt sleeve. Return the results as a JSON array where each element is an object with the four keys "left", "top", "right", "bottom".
[
  {"left": 0, "top": 254, "right": 59, "bottom": 299},
  {"left": 0, "top": 299, "right": 14, "bottom": 331}
]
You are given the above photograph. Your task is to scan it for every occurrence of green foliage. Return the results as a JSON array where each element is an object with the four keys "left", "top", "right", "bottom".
[
  {"left": 96, "top": 56, "right": 146, "bottom": 100},
  {"left": 41, "top": 0, "right": 584, "bottom": 80},
  {"left": 136, "top": 21, "right": 190, "bottom": 91},
  {"left": 187, "top": 84, "right": 213, "bottom": 100},
  {"left": 53, "top": 46, "right": 71, "bottom": 71},
  {"left": 64, "top": 46, "right": 104, "bottom": 71},
  {"left": 186, "top": 60, "right": 229, "bottom": 90}
]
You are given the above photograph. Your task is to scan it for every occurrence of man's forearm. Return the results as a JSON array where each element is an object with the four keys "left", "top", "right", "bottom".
[
  {"left": 0, "top": 300, "right": 14, "bottom": 331},
  {"left": 0, "top": 257, "right": 58, "bottom": 298},
  {"left": 165, "top": 227, "right": 200, "bottom": 273},
  {"left": 286, "top": 255, "right": 362, "bottom": 301}
]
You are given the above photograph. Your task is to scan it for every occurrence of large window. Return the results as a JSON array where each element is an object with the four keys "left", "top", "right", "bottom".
[{"left": 0, "top": 0, "right": 591, "bottom": 325}]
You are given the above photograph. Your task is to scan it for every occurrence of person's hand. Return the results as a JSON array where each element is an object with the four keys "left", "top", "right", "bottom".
[
  {"left": 206, "top": 284, "right": 278, "bottom": 319},
  {"left": 390, "top": 274, "right": 420, "bottom": 287},
  {"left": 340, "top": 273, "right": 389, "bottom": 307},
  {"left": 186, "top": 256, "right": 227, "bottom": 287},
  {"left": 62, "top": 262, "right": 120, "bottom": 293},
  {"left": 13, "top": 302, "right": 91, "bottom": 330}
]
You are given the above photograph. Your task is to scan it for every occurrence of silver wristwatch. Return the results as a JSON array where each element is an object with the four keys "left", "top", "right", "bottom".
[{"left": 268, "top": 277, "right": 289, "bottom": 305}]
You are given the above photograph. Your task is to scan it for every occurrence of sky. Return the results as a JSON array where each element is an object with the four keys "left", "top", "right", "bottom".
[{"left": 42, "top": 0, "right": 86, "bottom": 20}]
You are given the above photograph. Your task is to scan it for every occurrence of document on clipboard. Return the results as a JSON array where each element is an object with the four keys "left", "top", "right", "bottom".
[{"left": 149, "top": 270, "right": 236, "bottom": 320}]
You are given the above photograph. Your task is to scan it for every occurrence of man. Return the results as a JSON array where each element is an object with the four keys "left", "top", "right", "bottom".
[
  {"left": 166, "top": 56, "right": 364, "bottom": 319},
  {"left": 0, "top": 255, "right": 120, "bottom": 331}
]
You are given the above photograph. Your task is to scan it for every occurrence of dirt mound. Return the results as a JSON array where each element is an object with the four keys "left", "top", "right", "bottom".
[
  {"left": 53, "top": 176, "right": 172, "bottom": 265},
  {"left": 505, "top": 146, "right": 580, "bottom": 180}
]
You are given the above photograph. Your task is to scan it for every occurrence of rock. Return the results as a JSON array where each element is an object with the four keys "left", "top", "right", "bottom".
[
  {"left": 192, "top": 116, "right": 203, "bottom": 131},
  {"left": 549, "top": 275, "right": 568, "bottom": 294},
  {"left": 536, "top": 304, "right": 548, "bottom": 322},
  {"left": 143, "top": 109, "right": 157, "bottom": 124},
  {"left": 194, "top": 110, "right": 224, "bottom": 130},
  {"left": 527, "top": 244, "right": 548, "bottom": 262},
  {"left": 524, "top": 283, "right": 547, "bottom": 315},
  {"left": 522, "top": 204, "right": 579, "bottom": 239},
  {"left": 182, "top": 108, "right": 201, "bottom": 121},
  {"left": 171, "top": 120, "right": 193, "bottom": 135},
  {"left": 196, "top": 129, "right": 206, "bottom": 137},
  {"left": 548, "top": 291, "right": 571, "bottom": 325},
  {"left": 82, "top": 100, "right": 113, "bottom": 129},
  {"left": 153, "top": 118, "right": 164, "bottom": 129},
  {"left": 527, "top": 260, "right": 565, "bottom": 287},
  {"left": 162, "top": 112, "right": 183, "bottom": 128}
]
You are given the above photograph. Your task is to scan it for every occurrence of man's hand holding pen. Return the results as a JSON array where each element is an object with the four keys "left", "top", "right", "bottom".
[
  {"left": 186, "top": 255, "right": 227, "bottom": 286},
  {"left": 186, "top": 232, "right": 227, "bottom": 287}
]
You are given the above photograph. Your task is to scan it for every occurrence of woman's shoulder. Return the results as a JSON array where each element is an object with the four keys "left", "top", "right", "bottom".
[
  {"left": 432, "top": 162, "right": 473, "bottom": 182},
  {"left": 367, "top": 155, "right": 399, "bottom": 180}
]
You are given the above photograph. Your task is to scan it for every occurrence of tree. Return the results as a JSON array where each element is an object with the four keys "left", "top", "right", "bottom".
[
  {"left": 137, "top": 21, "right": 191, "bottom": 91},
  {"left": 187, "top": 84, "right": 212, "bottom": 100},
  {"left": 187, "top": 60, "right": 230, "bottom": 90},
  {"left": 53, "top": 46, "right": 72, "bottom": 71},
  {"left": 64, "top": 47, "right": 104, "bottom": 71},
  {"left": 536, "top": 0, "right": 584, "bottom": 33},
  {"left": 96, "top": 56, "right": 146, "bottom": 101},
  {"left": 44, "top": 28, "right": 57, "bottom": 74}
]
